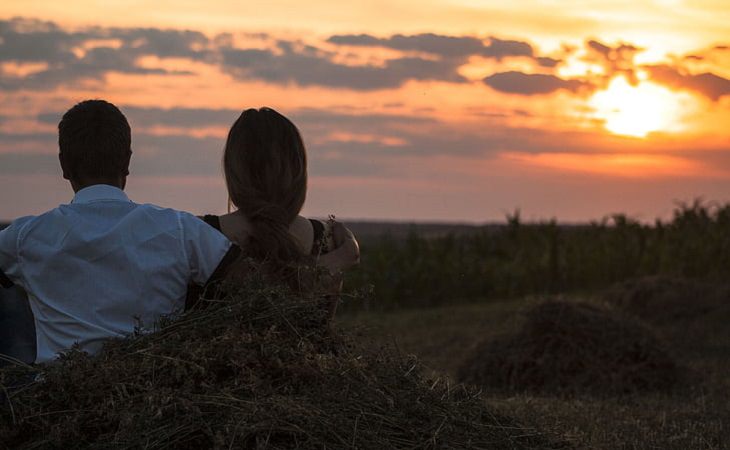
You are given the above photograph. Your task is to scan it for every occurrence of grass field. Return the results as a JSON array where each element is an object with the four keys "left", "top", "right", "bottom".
[
  {"left": 345, "top": 201, "right": 730, "bottom": 311},
  {"left": 338, "top": 290, "right": 730, "bottom": 449}
]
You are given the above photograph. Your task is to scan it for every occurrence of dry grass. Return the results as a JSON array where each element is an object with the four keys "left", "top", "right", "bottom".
[
  {"left": 340, "top": 291, "right": 729, "bottom": 449},
  {"left": 0, "top": 276, "right": 560, "bottom": 450},
  {"left": 454, "top": 301, "right": 684, "bottom": 396},
  {"left": 602, "top": 276, "right": 730, "bottom": 325}
]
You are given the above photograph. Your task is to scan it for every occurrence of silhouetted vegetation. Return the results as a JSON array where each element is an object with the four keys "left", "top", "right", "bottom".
[{"left": 347, "top": 201, "right": 730, "bottom": 309}]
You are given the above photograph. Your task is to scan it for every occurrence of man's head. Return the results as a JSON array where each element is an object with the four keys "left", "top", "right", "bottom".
[{"left": 58, "top": 100, "right": 132, "bottom": 191}]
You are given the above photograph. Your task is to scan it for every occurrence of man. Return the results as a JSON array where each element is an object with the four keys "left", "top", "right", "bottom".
[
  {"left": 0, "top": 100, "right": 238, "bottom": 364},
  {"left": 0, "top": 99, "right": 358, "bottom": 365}
]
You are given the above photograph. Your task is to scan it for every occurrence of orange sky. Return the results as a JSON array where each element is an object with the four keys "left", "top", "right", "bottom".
[{"left": 1, "top": 1, "right": 729, "bottom": 222}]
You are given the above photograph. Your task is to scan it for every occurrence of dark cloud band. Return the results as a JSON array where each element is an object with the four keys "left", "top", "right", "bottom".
[{"left": 1, "top": 18, "right": 728, "bottom": 99}]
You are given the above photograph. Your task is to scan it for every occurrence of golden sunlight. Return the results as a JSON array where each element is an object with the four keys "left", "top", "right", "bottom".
[
  {"left": 589, "top": 76, "right": 685, "bottom": 138},
  {"left": 504, "top": 152, "right": 710, "bottom": 178}
]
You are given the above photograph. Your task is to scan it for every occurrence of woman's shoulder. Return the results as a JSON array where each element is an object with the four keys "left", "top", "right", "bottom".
[
  {"left": 289, "top": 215, "right": 315, "bottom": 255},
  {"left": 215, "top": 212, "right": 253, "bottom": 246}
]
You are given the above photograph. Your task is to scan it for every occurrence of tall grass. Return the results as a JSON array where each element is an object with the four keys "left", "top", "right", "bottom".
[{"left": 346, "top": 201, "right": 730, "bottom": 310}]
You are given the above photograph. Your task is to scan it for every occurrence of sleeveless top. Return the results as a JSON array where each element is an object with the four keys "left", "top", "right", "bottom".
[{"left": 202, "top": 215, "right": 333, "bottom": 256}]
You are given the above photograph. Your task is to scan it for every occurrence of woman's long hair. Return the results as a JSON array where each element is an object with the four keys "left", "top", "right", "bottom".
[{"left": 223, "top": 107, "right": 308, "bottom": 269}]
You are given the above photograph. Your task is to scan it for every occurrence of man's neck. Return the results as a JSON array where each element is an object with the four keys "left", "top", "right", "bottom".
[{"left": 71, "top": 178, "right": 126, "bottom": 193}]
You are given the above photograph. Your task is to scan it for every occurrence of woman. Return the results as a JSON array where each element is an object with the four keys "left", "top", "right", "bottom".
[{"left": 199, "top": 107, "right": 358, "bottom": 315}]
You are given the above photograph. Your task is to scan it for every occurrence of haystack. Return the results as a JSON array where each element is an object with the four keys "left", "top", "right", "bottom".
[
  {"left": 456, "top": 301, "right": 682, "bottom": 396},
  {"left": 0, "top": 276, "right": 559, "bottom": 449},
  {"left": 602, "top": 276, "right": 729, "bottom": 324}
]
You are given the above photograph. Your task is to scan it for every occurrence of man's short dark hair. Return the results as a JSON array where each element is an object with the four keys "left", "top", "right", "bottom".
[{"left": 59, "top": 100, "right": 131, "bottom": 182}]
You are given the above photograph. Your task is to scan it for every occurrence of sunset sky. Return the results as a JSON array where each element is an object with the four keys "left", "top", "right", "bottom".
[{"left": 1, "top": 0, "right": 729, "bottom": 222}]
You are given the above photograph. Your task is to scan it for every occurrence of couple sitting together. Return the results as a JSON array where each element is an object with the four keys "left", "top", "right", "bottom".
[{"left": 0, "top": 100, "right": 359, "bottom": 366}]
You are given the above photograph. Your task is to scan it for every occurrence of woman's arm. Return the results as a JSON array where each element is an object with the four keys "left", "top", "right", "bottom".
[
  {"left": 311, "top": 221, "right": 359, "bottom": 324},
  {"left": 314, "top": 221, "right": 360, "bottom": 274}
]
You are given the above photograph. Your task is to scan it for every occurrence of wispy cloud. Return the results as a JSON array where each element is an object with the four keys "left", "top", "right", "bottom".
[
  {"left": 644, "top": 64, "right": 730, "bottom": 101},
  {"left": 484, "top": 72, "right": 588, "bottom": 95}
]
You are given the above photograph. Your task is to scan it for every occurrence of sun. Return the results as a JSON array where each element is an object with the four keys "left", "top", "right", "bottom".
[{"left": 588, "top": 76, "right": 684, "bottom": 138}]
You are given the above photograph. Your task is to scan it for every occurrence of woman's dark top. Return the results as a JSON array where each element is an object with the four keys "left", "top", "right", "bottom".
[
  {"left": 202, "top": 215, "right": 331, "bottom": 256},
  {"left": 186, "top": 215, "right": 333, "bottom": 311}
]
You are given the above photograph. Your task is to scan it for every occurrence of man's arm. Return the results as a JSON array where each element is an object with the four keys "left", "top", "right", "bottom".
[
  {"left": 0, "top": 216, "right": 35, "bottom": 289},
  {"left": 179, "top": 212, "right": 234, "bottom": 286},
  {"left": 179, "top": 212, "right": 238, "bottom": 310}
]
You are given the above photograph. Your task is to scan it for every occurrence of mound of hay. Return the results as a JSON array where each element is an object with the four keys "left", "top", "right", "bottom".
[
  {"left": 457, "top": 301, "right": 682, "bottom": 396},
  {"left": 0, "top": 279, "right": 558, "bottom": 449},
  {"left": 603, "top": 276, "right": 729, "bottom": 324}
]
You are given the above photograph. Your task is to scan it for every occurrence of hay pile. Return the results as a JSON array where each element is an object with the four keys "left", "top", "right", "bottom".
[
  {"left": 0, "top": 279, "right": 558, "bottom": 449},
  {"left": 457, "top": 301, "right": 682, "bottom": 396},
  {"left": 603, "top": 276, "right": 729, "bottom": 324}
]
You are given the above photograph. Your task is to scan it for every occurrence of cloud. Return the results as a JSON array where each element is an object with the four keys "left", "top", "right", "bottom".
[
  {"left": 109, "top": 27, "right": 211, "bottom": 61},
  {"left": 327, "top": 33, "right": 536, "bottom": 61},
  {"left": 12, "top": 18, "right": 703, "bottom": 96},
  {"left": 0, "top": 17, "right": 83, "bottom": 63},
  {"left": 644, "top": 64, "right": 730, "bottom": 100},
  {"left": 0, "top": 18, "right": 207, "bottom": 90},
  {"left": 482, "top": 37, "right": 533, "bottom": 59},
  {"left": 2, "top": 19, "right": 475, "bottom": 92},
  {"left": 535, "top": 56, "right": 561, "bottom": 68},
  {"left": 5, "top": 17, "right": 728, "bottom": 101},
  {"left": 484, "top": 71, "right": 586, "bottom": 95},
  {"left": 219, "top": 45, "right": 466, "bottom": 90},
  {"left": 0, "top": 18, "right": 211, "bottom": 63},
  {"left": 584, "top": 39, "right": 641, "bottom": 84},
  {"left": 327, "top": 33, "right": 485, "bottom": 58}
]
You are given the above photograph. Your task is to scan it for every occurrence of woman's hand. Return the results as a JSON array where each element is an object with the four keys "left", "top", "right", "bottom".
[
  {"left": 317, "top": 221, "right": 360, "bottom": 275},
  {"left": 313, "top": 221, "right": 358, "bottom": 325}
]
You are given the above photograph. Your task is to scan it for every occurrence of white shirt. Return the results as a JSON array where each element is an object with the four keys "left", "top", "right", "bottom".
[{"left": 0, "top": 185, "right": 231, "bottom": 363}]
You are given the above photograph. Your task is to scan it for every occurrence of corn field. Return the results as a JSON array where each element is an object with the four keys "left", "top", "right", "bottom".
[{"left": 346, "top": 200, "right": 730, "bottom": 309}]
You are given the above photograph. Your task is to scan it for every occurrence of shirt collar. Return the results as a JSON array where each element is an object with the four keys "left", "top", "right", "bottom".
[{"left": 72, "top": 185, "right": 131, "bottom": 204}]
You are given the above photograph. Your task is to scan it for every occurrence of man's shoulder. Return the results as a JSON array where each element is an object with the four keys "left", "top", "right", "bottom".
[
  {"left": 134, "top": 202, "right": 181, "bottom": 216},
  {"left": 133, "top": 204, "right": 217, "bottom": 235},
  {"left": 134, "top": 203, "right": 201, "bottom": 222},
  {"left": 6, "top": 215, "right": 38, "bottom": 227},
  {"left": 1, "top": 214, "right": 43, "bottom": 239}
]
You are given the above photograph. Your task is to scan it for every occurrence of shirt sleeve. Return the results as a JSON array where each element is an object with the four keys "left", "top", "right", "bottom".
[
  {"left": 178, "top": 212, "right": 233, "bottom": 285},
  {"left": 0, "top": 216, "right": 35, "bottom": 288}
]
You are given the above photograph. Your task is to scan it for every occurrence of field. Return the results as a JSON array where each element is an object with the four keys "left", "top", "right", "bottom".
[
  {"left": 344, "top": 201, "right": 730, "bottom": 310},
  {"left": 338, "top": 295, "right": 729, "bottom": 449},
  {"left": 2, "top": 202, "right": 729, "bottom": 448},
  {"left": 336, "top": 202, "right": 730, "bottom": 449}
]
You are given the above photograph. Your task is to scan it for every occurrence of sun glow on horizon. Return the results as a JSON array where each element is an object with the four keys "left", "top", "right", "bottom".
[
  {"left": 504, "top": 152, "right": 711, "bottom": 178},
  {"left": 589, "top": 76, "right": 687, "bottom": 138}
]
